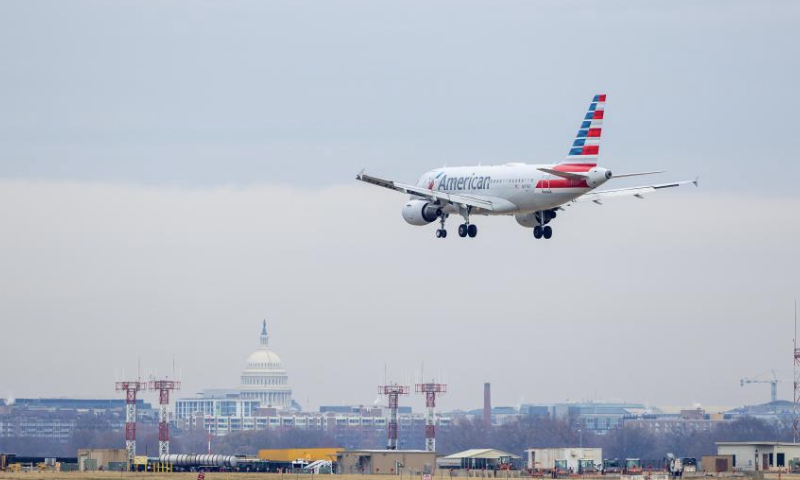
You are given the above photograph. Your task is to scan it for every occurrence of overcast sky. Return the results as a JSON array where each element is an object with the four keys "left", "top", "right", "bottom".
[{"left": 0, "top": 0, "right": 799, "bottom": 413}]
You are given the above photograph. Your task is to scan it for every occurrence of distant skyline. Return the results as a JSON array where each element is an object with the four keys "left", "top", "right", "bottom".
[{"left": 0, "top": 0, "right": 798, "bottom": 413}]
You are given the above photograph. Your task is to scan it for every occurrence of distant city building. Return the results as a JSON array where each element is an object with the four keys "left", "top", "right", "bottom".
[
  {"left": 0, "top": 398, "right": 153, "bottom": 443},
  {"left": 175, "top": 320, "right": 294, "bottom": 421},
  {"left": 516, "top": 401, "right": 736, "bottom": 434}
]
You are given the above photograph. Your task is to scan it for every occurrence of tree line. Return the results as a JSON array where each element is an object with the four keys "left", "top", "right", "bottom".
[{"left": 0, "top": 414, "right": 790, "bottom": 462}]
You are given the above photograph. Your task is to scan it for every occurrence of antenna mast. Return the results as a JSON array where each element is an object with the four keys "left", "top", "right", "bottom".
[{"left": 794, "top": 300, "right": 799, "bottom": 443}]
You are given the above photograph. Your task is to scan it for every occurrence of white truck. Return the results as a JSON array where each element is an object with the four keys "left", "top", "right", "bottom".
[{"left": 525, "top": 448, "right": 603, "bottom": 474}]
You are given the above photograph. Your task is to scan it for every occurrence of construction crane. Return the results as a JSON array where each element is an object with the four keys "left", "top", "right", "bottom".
[{"left": 740, "top": 370, "right": 780, "bottom": 404}]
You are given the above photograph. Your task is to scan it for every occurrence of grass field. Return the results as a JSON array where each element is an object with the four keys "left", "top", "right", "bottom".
[
  {"left": 0, "top": 472, "right": 477, "bottom": 480},
  {"left": 0, "top": 473, "right": 517, "bottom": 480},
  {"left": 0, "top": 473, "right": 789, "bottom": 480}
]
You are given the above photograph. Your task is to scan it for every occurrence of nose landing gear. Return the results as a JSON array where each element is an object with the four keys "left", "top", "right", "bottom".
[{"left": 435, "top": 212, "right": 448, "bottom": 239}]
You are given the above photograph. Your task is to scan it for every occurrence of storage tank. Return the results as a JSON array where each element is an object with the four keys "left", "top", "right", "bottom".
[{"left": 159, "top": 454, "right": 238, "bottom": 468}]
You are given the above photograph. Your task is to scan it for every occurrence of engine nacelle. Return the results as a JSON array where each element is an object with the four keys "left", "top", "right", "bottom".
[
  {"left": 515, "top": 210, "right": 556, "bottom": 227},
  {"left": 586, "top": 167, "right": 613, "bottom": 188},
  {"left": 402, "top": 200, "right": 442, "bottom": 226}
]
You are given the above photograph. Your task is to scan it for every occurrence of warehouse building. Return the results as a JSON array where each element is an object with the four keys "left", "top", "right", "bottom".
[
  {"left": 259, "top": 448, "right": 341, "bottom": 463},
  {"left": 716, "top": 442, "right": 800, "bottom": 471},
  {"left": 438, "top": 449, "right": 521, "bottom": 470},
  {"left": 77, "top": 449, "right": 127, "bottom": 471},
  {"left": 337, "top": 450, "right": 436, "bottom": 475}
]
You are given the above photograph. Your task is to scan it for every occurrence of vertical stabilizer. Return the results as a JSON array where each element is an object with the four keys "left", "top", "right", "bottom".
[{"left": 562, "top": 94, "right": 606, "bottom": 166}]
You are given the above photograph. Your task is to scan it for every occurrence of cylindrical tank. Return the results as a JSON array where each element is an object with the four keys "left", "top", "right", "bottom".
[{"left": 159, "top": 454, "right": 239, "bottom": 468}]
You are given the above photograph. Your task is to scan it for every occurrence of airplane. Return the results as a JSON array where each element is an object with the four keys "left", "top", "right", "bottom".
[{"left": 356, "top": 94, "right": 698, "bottom": 239}]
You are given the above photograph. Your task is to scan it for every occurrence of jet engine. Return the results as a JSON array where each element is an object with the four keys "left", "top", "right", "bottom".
[
  {"left": 401, "top": 200, "right": 442, "bottom": 226},
  {"left": 515, "top": 210, "right": 557, "bottom": 227},
  {"left": 586, "top": 167, "right": 613, "bottom": 188}
]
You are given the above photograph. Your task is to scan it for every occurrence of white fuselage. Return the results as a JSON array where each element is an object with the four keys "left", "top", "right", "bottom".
[{"left": 416, "top": 162, "right": 608, "bottom": 215}]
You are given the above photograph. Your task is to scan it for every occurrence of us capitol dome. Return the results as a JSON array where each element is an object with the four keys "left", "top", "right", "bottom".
[{"left": 238, "top": 320, "right": 292, "bottom": 410}]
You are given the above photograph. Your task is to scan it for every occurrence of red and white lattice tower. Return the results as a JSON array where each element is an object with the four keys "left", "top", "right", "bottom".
[
  {"left": 148, "top": 379, "right": 181, "bottom": 455},
  {"left": 415, "top": 382, "right": 447, "bottom": 452},
  {"left": 115, "top": 380, "right": 145, "bottom": 464},
  {"left": 794, "top": 301, "right": 799, "bottom": 443},
  {"left": 379, "top": 384, "right": 409, "bottom": 450}
]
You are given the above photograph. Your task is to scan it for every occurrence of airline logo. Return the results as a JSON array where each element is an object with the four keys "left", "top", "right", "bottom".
[
  {"left": 566, "top": 93, "right": 605, "bottom": 161},
  {"left": 436, "top": 174, "right": 492, "bottom": 191},
  {"left": 428, "top": 172, "right": 443, "bottom": 190}
]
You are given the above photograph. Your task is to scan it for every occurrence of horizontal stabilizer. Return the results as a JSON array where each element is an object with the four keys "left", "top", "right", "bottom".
[
  {"left": 571, "top": 178, "right": 698, "bottom": 204},
  {"left": 537, "top": 167, "right": 587, "bottom": 180},
  {"left": 612, "top": 170, "right": 665, "bottom": 178}
]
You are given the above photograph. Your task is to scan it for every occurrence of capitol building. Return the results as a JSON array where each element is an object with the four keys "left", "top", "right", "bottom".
[
  {"left": 175, "top": 321, "right": 295, "bottom": 423},
  {"left": 239, "top": 321, "right": 292, "bottom": 409}
]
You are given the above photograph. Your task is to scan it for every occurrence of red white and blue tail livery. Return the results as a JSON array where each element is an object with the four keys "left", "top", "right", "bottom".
[
  {"left": 356, "top": 94, "right": 698, "bottom": 240},
  {"left": 566, "top": 93, "right": 605, "bottom": 164}
]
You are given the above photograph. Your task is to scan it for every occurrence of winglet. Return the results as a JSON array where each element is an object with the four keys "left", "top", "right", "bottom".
[
  {"left": 356, "top": 168, "right": 365, "bottom": 180},
  {"left": 693, "top": 176, "right": 700, "bottom": 187}
]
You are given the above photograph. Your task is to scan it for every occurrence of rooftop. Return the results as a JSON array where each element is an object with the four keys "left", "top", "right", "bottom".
[{"left": 445, "top": 449, "right": 521, "bottom": 460}]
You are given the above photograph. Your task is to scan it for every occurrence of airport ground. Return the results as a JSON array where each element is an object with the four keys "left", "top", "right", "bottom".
[{"left": 0, "top": 473, "right": 788, "bottom": 480}]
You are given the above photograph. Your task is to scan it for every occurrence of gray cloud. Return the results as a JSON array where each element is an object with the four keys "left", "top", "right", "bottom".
[
  {"left": 0, "top": 1, "right": 798, "bottom": 191},
  {"left": 0, "top": 180, "right": 797, "bottom": 411}
]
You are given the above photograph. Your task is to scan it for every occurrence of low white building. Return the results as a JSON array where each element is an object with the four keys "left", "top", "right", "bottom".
[
  {"left": 525, "top": 448, "right": 602, "bottom": 473},
  {"left": 716, "top": 442, "right": 800, "bottom": 471}
]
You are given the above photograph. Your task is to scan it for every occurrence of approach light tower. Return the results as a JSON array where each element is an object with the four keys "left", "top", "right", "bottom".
[
  {"left": 379, "top": 383, "right": 409, "bottom": 450},
  {"left": 415, "top": 381, "right": 447, "bottom": 452},
  {"left": 115, "top": 380, "right": 145, "bottom": 465},
  {"left": 148, "top": 379, "right": 181, "bottom": 455},
  {"left": 794, "top": 301, "right": 799, "bottom": 443}
]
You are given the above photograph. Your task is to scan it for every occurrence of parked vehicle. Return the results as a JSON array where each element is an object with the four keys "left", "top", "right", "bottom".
[
  {"left": 554, "top": 460, "right": 569, "bottom": 478},
  {"left": 579, "top": 459, "right": 599, "bottom": 474},
  {"left": 623, "top": 458, "right": 642, "bottom": 475},
  {"left": 603, "top": 459, "right": 622, "bottom": 475}
]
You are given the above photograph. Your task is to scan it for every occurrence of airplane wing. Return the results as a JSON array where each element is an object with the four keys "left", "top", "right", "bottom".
[
  {"left": 356, "top": 172, "right": 495, "bottom": 211},
  {"left": 570, "top": 178, "right": 699, "bottom": 205}
]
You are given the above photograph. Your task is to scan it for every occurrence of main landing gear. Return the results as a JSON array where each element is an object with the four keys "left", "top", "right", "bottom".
[
  {"left": 458, "top": 223, "right": 478, "bottom": 238},
  {"left": 533, "top": 225, "right": 552, "bottom": 239},
  {"left": 533, "top": 210, "right": 554, "bottom": 240},
  {"left": 458, "top": 206, "right": 478, "bottom": 238},
  {"left": 436, "top": 207, "right": 478, "bottom": 239}
]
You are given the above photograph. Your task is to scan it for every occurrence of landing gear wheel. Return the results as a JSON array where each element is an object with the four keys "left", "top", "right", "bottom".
[
  {"left": 533, "top": 226, "right": 543, "bottom": 239},
  {"left": 435, "top": 229, "right": 447, "bottom": 238},
  {"left": 543, "top": 226, "right": 553, "bottom": 239},
  {"left": 467, "top": 224, "right": 478, "bottom": 238},
  {"left": 458, "top": 224, "right": 468, "bottom": 238}
]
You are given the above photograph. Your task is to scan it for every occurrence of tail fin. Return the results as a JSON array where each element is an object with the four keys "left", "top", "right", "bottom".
[{"left": 562, "top": 94, "right": 606, "bottom": 166}]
